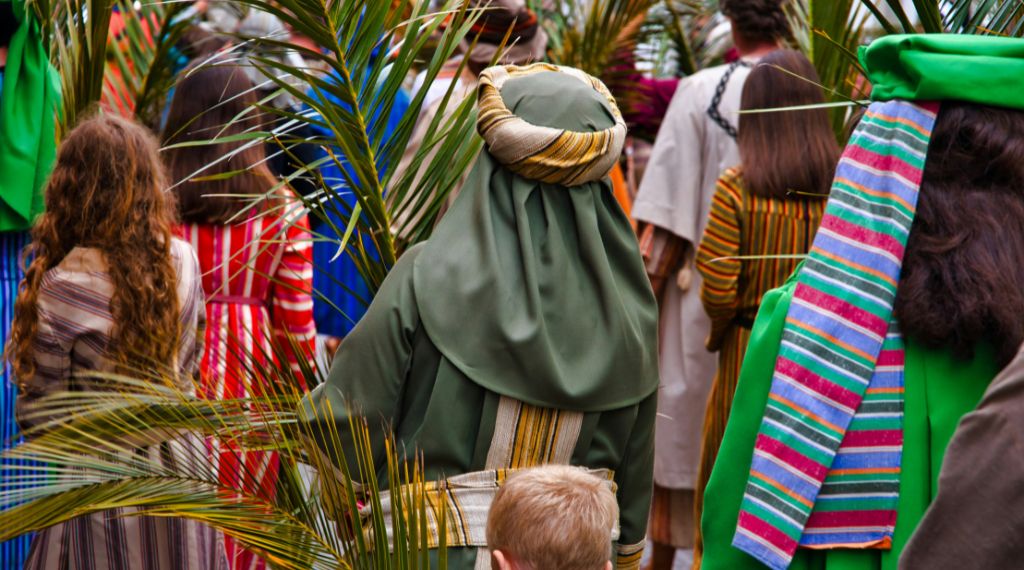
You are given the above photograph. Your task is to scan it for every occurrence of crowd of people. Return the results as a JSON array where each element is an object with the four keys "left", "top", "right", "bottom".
[{"left": 4, "top": 0, "right": 1024, "bottom": 569}]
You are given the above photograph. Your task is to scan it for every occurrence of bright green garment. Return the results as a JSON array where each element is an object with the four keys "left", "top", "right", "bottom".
[
  {"left": 701, "top": 274, "right": 999, "bottom": 570},
  {"left": 861, "top": 34, "right": 1024, "bottom": 110},
  {"left": 0, "top": 0, "right": 60, "bottom": 232}
]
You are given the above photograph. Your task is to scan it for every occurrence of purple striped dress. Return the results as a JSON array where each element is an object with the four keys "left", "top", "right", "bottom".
[{"left": 16, "top": 238, "right": 227, "bottom": 570}]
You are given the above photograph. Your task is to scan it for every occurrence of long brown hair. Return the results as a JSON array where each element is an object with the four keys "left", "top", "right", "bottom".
[
  {"left": 163, "top": 62, "right": 279, "bottom": 224},
  {"left": 7, "top": 115, "right": 180, "bottom": 380},
  {"left": 895, "top": 101, "right": 1024, "bottom": 367},
  {"left": 738, "top": 49, "right": 839, "bottom": 200}
]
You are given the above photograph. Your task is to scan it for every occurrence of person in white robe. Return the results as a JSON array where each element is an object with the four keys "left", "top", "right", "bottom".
[{"left": 630, "top": 1, "right": 792, "bottom": 568}]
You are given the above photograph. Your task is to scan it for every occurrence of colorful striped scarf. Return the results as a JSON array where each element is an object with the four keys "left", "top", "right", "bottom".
[{"left": 733, "top": 100, "right": 939, "bottom": 570}]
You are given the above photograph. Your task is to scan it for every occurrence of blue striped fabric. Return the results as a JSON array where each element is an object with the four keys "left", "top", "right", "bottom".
[
  {"left": 733, "top": 101, "right": 939, "bottom": 570},
  {"left": 1, "top": 231, "right": 33, "bottom": 568}
]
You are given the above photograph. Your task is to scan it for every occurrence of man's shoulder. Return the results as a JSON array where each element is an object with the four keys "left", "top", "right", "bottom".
[
  {"left": 680, "top": 63, "right": 738, "bottom": 88},
  {"left": 668, "top": 62, "right": 747, "bottom": 107}
]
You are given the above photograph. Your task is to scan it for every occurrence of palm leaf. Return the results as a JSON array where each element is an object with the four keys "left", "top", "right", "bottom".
[
  {"left": 171, "top": 0, "right": 487, "bottom": 312},
  {"left": 2, "top": 362, "right": 447, "bottom": 569},
  {"left": 861, "top": 0, "right": 1024, "bottom": 36}
]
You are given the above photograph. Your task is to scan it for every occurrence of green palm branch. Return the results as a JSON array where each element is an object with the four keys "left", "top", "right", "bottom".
[
  {"left": 164, "top": 0, "right": 488, "bottom": 306},
  {"left": 1, "top": 355, "right": 447, "bottom": 569},
  {"left": 862, "top": 0, "right": 1024, "bottom": 35},
  {"left": 540, "top": 0, "right": 661, "bottom": 76},
  {"left": 27, "top": 0, "right": 191, "bottom": 132}
]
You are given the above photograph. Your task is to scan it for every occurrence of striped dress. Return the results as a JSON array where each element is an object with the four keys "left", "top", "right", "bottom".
[
  {"left": 693, "top": 168, "right": 825, "bottom": 553},
  {"left": 17, "top": 238, "right": 226, "bottom": 570},
  {"left": 178, "top": 212, "right": 315, "bottom": 570},
  {"left": 1, "top": 231, "right": 32, "bottom": 569}
]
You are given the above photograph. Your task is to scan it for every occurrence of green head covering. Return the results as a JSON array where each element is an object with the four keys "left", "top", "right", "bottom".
[
  {"left": 861, "top": 34, "right": 1024, "bottom": 110},
  {"left": 412, "top": 64, "right": 659, "bottom": 412},
  {"left": 0, "top": 0, "right": 61, "bottom": 232}
]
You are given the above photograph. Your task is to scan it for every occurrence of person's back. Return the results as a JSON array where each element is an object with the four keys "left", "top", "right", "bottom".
[
  {"left": 487, "top": 465, "right": 619, "bottom": 570},
  {"left": 163, "top": 61, "right": 316, "bottom": 570},
  {"left": 302, "top": 63, "right": 659, "bottom": 570},
  {"left": 628, "top": 4, "right": 792, "bottom": 566},
  {"left": 700, "top": 35, "right": 1024, "bottom": 570},
  {"left": 9, "top": 115, "right": 223, "bottom": 570},
  {"left": 163, "top": 62, "right": 316, "bottom": 390},
  {"left": 692, "top": 49, "right": 838, "bottom": 560}
]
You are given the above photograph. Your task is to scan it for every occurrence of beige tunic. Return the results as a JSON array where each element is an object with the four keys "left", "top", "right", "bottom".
[
  {"left": 631, "top": 61, "right": 751, "bottom": 490},
  {"left": 17, "top": 239, "right": 226, "bottom": 570}
]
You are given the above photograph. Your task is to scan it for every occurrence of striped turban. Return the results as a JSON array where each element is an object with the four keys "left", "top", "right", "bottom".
[{"left": 476, "top": 63, "right": 627, "bottom": 187}]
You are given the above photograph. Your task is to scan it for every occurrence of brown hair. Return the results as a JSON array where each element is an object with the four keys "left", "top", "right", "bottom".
[
  {"left": 896, "top": 102, "right": 1024, "bottom": 367},
  {"left": 738, "top": 49, "right": 839, "bottom": 200},
  {"left": 721, "top": 0, "right": 792, "bottom": 44},
  {"left": 7, "top": 115, "right": 181, "bottom": 380},
  {"left": 487, "top": 465, "right": 618, "bottom": 570},
  {"left": 163, "top": 62, "right": 279, "bottom": 224}
]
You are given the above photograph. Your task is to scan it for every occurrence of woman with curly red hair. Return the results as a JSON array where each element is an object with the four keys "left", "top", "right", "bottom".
[{"left": 7, "top": 114, "right": 224, "bottom": 570}]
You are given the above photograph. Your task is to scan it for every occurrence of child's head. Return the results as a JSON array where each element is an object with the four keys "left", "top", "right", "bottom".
[{"left": 487, "top": 466, "right": 618, "bottom": 570}]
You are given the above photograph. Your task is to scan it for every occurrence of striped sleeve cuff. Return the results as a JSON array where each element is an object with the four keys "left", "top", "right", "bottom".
[{"left": 616, "top": 539, "right": 645, "bottom": 570}]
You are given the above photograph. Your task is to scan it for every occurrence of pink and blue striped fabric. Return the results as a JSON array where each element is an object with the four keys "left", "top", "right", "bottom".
[{"left": 733, "top": 100, "right": 939, "bottom": 570}]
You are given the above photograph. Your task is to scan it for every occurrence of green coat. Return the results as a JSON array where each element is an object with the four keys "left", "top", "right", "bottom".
[
  {"left": 304, "top": 245, "right": 656, "bottom": 569},
  {"left": 700, "top": 275, "right": 999, "bottom": 570}
]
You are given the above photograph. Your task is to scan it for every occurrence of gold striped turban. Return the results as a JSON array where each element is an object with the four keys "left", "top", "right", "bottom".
[{"left": 476, "top": 63, "right": 627, "bottom": 187}]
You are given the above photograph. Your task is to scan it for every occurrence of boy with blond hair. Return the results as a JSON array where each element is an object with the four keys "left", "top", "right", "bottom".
[{"left": 487, "top": 466, "right": 619, "bottom": 570}]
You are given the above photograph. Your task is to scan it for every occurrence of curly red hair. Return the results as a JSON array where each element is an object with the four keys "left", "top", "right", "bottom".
[{"left": 6, "top": 114, "right": 181, "bottom": 382}]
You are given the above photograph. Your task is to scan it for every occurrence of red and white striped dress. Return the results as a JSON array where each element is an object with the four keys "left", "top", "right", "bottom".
[{"left": 178, "top": 211, "right": 315, "bottom": 570}]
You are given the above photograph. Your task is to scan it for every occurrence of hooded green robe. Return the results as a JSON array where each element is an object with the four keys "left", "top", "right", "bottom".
[{"left": 302, "top": 69, "right": 660, "bottom": 569}]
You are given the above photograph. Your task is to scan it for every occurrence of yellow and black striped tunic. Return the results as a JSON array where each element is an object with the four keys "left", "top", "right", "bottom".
[{"left": 692, "top": 167, "right": 825, "bottom": 562}]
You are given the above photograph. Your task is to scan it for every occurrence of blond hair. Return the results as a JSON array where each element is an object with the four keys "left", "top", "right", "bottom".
[{"left": 486, "top": 466, "right": 618, "bottom": 570}]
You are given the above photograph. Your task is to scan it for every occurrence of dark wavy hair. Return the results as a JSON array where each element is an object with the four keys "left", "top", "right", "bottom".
[
  {"left": 894, "top": 102, "right": 1024, "bottom": 367},
  {"left": 721, "top": 0, "right": 792, "bottom": 44},
  {"left": 163, "top": 62, "right": 279, "bottom": 224},
  {"left": 738, "top": 50, "right": 838, "bottom": 200}
]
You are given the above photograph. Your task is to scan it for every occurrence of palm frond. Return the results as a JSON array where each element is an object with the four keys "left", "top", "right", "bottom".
[
  {"left": 860, "top": 0, "right": 1024, "bottom": 36},
  {"left": 2, "top": 367, "right": 445, "bottom": 569},
  {"left": 789, "top": 0, "right": 870, "bottom": 141},
  {"left": 172, "top": 0, "right": 486, "bottom": 307},
  {"left": 542, "top": 0, "right": 662, "bottom": 77}
]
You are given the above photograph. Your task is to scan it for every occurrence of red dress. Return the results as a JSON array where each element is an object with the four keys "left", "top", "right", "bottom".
[{"left": 178, "top": 212, "right": 315, "bottom": 570}]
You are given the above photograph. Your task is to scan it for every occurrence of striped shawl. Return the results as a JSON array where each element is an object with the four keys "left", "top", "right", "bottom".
[{"left": 733, "top": 100, "right": 939, "bottom": 570}]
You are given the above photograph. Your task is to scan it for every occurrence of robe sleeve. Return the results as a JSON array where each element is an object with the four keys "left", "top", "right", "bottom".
[
  {"left": 631, "top": 74, "right": 706, "bottom": 245},
  {"left": 614, "top": 392, "right": 658, "bottom": 570},
  {"left": 15, "top": 288, "right": 72, "bottom": 432},
  {"left": 638, "top": 223, "right": 688, "bottom": 280},
  {"left": 298, "top": 244, "right": 425, "bottom": 477},
  {"left": 697, "top": 176, "right": 742, "bottom": 351},
  {"left": 699, "top": 278, "right": 796, "bottom": 570},
  {"left": 898, "top": 353, "right": 1024, "bottom": 570}
]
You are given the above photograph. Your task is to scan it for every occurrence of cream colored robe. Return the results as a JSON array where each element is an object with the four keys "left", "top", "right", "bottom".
[{"left": 631, "top": 61, "right": 751, "bottom": 490}]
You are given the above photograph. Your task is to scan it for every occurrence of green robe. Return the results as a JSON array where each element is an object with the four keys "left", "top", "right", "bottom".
[
  {"left": 303, "top": 245, "right": 656, "bottom": 568},
  {"left": 700, "top": 274, "right": 999, "bottom": 570}
]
